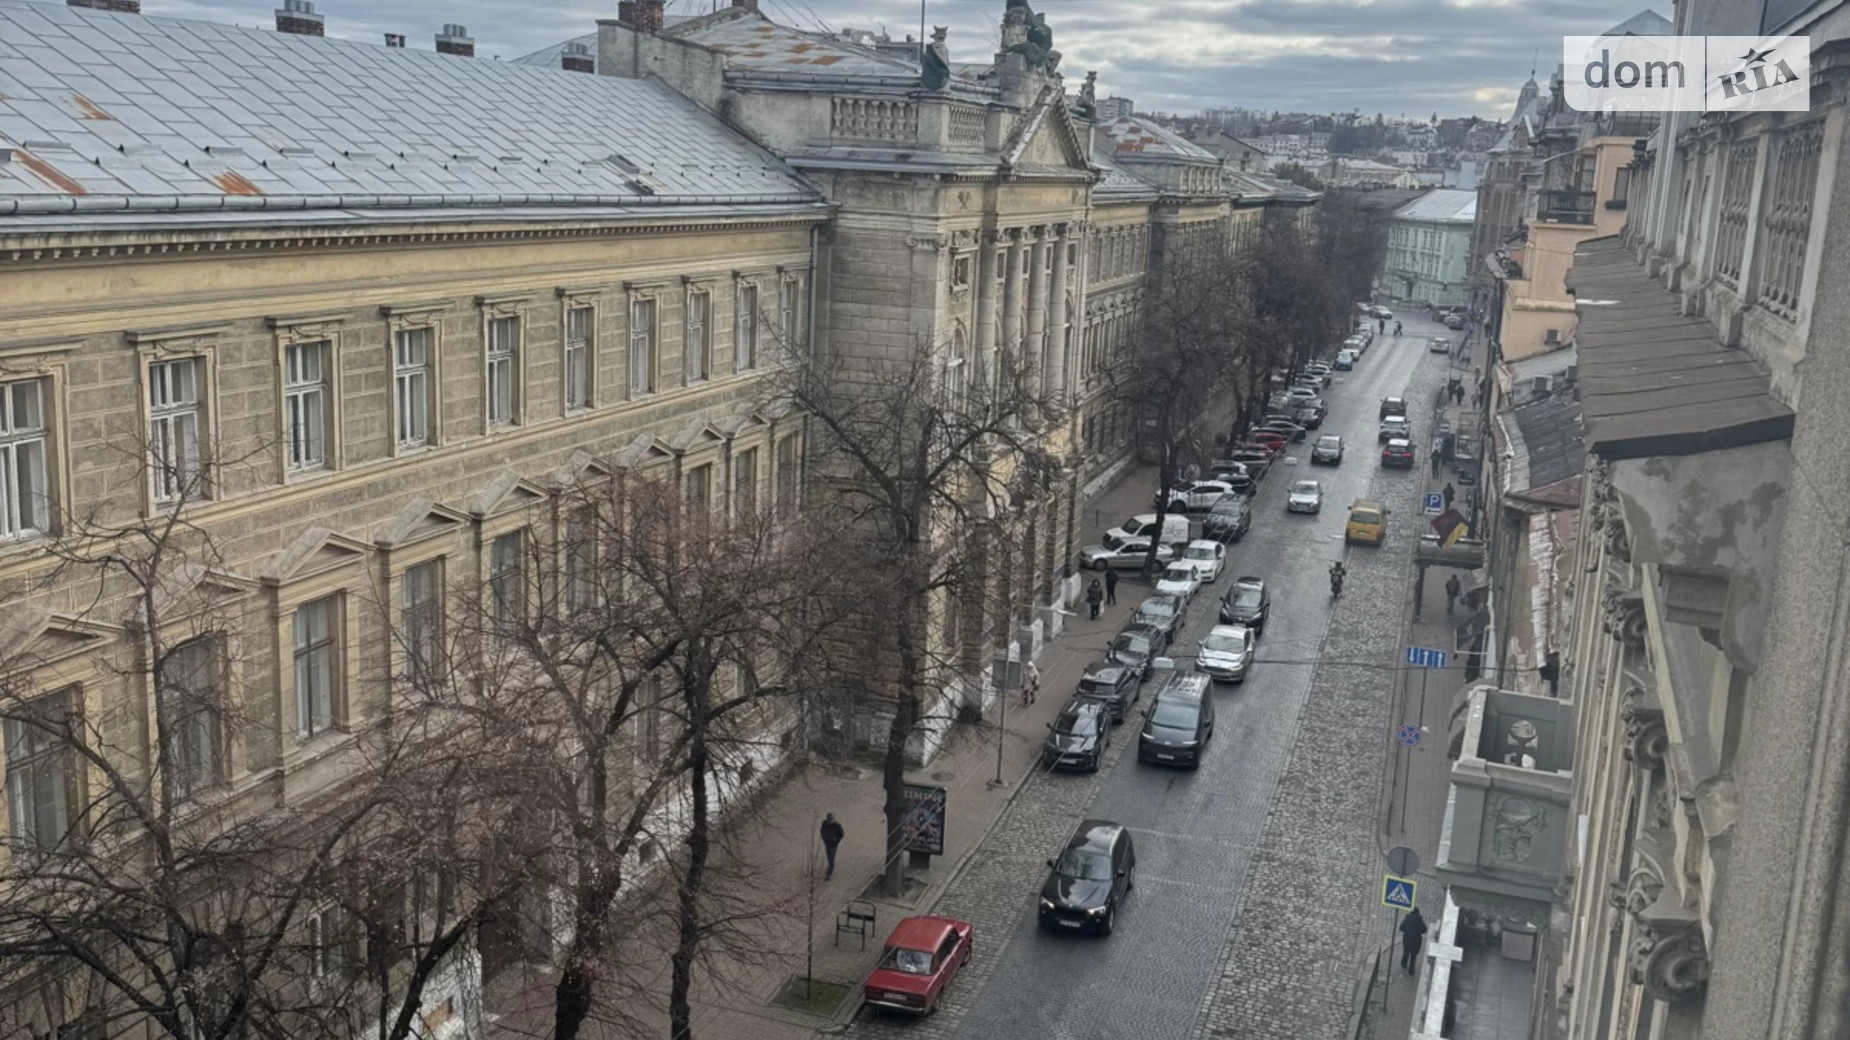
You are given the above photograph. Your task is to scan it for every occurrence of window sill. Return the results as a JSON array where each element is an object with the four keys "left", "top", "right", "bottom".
[{"left": 284, "top": 728, "right": 357, "bottom": 774}]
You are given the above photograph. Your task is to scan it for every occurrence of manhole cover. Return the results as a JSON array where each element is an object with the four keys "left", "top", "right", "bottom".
[{"left": 930, "top": 770, "right": 954, "bottom": 781}]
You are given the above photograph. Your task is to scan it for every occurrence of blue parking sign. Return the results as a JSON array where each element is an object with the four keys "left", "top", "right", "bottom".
[{"left": 1424, "top": 492, "right": 1444, "bottom": 514}]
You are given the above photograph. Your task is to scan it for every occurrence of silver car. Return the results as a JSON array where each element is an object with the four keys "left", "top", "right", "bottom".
[
  {"left": 1287, "top": 479, "right": 1323, "bottom": 514},
  {"left": 1080, "top": 538, "right": 1175, "bottom": 571},
  {"left": 1197, "top": 624, "right": 1256, "bottom": 683}
]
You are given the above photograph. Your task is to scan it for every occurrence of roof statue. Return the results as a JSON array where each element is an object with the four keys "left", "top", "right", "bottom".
[
  {"left": 1074, "top": 70, "right": 1098, "bottom": 121},
  {"left": 1001, "top": 0, "right": 1060, "bottom": 70},
  {"left": 922, "top": 26, "right": 952, "bottom": 90}
]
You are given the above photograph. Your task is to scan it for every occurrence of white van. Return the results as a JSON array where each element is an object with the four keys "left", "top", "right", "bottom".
[{"left": 1104, "top": 513, "right": 1191, "bottom": 549}]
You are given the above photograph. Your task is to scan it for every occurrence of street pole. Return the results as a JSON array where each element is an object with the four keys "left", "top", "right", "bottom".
[{"left": 990, "top": 675, "right": 1009, "bottom": 788}]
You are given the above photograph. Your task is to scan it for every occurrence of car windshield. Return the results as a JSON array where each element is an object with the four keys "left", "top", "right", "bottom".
[
  {"left": 1111, "top": 632, "right": 1152, "bottom": 656},
  {"left": 1210, "top": 498, "right": 1241, "bottom": 515},
  {"left": 1163, "top": 565, "right": 1193, "bottom": 581},
  {"left": 1139, "top": 599, "right": 1178, "bottom": 619},
  {"left": 1078, "top": 677, "right": 1117, "bottom": 699},
  {"left": 1054, "top": 849, "right": 1115, "bottom": 881},
  {"left": 1230, "top": 588, "right": 1262, "bottom": 609},
  {"left": 1292, "top": 482, "right": 1319, "bottom": 495},
  {"left": 1184, "top": 546, "right": 1216, "bottom": 562},
  {"left": 1352, "top": 510, "right": 1382, "bottom": 524},
  {"left": 1150, "top": 700, "right": 1200, "bottom": 728},
  {"left": 1202, "top": 631, "right": 1247, "bottom": 652},
  {"left": 881, "top": 947, "right": 935, "bottom": 975},
  {"left": 1052, "top": 708, "right": 1099, "bottom": 736},
  {"left": 1318, "top": 437, "right": 1341, "bottom": 449}
]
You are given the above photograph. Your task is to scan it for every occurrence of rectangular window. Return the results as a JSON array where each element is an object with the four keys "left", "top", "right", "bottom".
[
  {"left": 564, "top": 306, "right": 592, "bottom": 411},
  {"left": 283, "top": 341, "right": 329, "bottom": 472},
  {"left": 148, "top": 357, "right": 202, "bottom": 504},
  {"left": 780, "top": 279, "right": 799, "bottom": 348},
  {"left": 4, "top": 689, "right": 76, "bottom": 849},
  {"left": 401, "top": 559, "right": 443, "bottom": 681},
  {"left": 775, "top": 435, "right": 801, "bottom": 514},
  {"left": 486, "top": 316, "right": 518, "bottom": 427},
  {"left": 686, "top": 464, "right": 712, "bottom": 524},
  {"left": 160, "top": 638, "right": 222, "bottom": 795},
  {"left": 685, "top": 292, "right": 711, "bottom": 383},
  {"left": 563, "top": 511, "right": 596, "bottom": 613},
  {"left": 293, "top": 597, "right": 339, "bottom": 738},
  {"left": 629, "top": 299, "right": 656, "bottom": 397},
  {"left": 735, "top": 285, "right": 758, "bottom": 371},
  {"left": 489, "top": 531, "right": 526, "bottom": 636},
  {"left": 394, "top": 329, "right": 431, "bottom": 449},
  {"left": 0, "top": 379, "right": 50, "bottom": 540},
  {"left": 733, "top": 448, "right": 757, "bottom": 519}
]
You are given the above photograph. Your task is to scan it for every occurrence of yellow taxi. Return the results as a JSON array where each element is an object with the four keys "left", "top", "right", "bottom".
[{"left": 1345, "top": 499, "right": 1388, "bottom": 546}]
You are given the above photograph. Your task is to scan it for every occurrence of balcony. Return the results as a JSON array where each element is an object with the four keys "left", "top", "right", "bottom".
[{"left": 1536, "top": 189, "right": 1594, "bottom": 225}]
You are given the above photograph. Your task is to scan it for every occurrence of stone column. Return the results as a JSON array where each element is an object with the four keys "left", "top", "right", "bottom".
[
  {"left": 1046, "top": 223, "right": 1069, "bottom": 403},
  {"left": 1024, "top": 228, "right": 1048, "bottom": 398},
  {"left": 1000, "top": 229, "right": 1024, "bottom": 376},
  {"left": 974, "top": 231, "right": 1000, "bottom": 388}
]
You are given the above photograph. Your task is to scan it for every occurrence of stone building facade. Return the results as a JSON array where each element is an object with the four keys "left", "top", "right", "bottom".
[{"left": 1544, "top": 6, "right": 1850, "bottom": 1039}]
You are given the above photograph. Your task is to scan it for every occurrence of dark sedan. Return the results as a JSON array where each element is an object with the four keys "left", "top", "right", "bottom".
[
  {"left": 1042, "top": 698, "right": 1111, "bottom": 772},
  {"left": 1076, "top": 662, "right": 1141, "bottom": 722},
  {"left": 1132, "top": 593, "right": 1185, "bottom": 643},
  {"left": 1219, "top": 577, "right": 1270, "bottom": 634},
  {"left": 1107, "top": 625, "right": 1165, "bottom": 677},
  {"left": 1381, "top": 438, "right": 1416, "bottom": 469},
  {"left": 1310, "top": 434, "right": 1344, "bottom": 465},
  {"left": 1202, "top": 493, "right": 1252, "bottom": 542}
]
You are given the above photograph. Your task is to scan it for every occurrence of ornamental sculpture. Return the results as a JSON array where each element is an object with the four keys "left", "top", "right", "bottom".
[
  {"left": 1630, "top": 925, "right": 1711, "bottom": 1002},
  {"left": 1001, "top": 0, "right": 1060, "bottom": 70},
  {"left": 921, "top": 26, "right": 952, "bottom": 91},
  {"left": 1621, "top": 681, "right": 1668, "bottom": 770},
  {"left": 1491, "top": 796, "right": 1548, "bottom": 862}
]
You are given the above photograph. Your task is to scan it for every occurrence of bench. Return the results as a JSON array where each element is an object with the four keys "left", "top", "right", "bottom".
[{"left": 835, "top": 900, "right": 877, "bottom": 949}]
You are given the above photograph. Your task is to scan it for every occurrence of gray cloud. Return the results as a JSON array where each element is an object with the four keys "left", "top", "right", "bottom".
[{"left": 143, "top": 0, "right": 1656, "bottom": 117}]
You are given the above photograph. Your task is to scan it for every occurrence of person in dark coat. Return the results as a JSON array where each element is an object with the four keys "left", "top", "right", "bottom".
[
  {"left": 1085, "top": 579, "right": 1104, "bottom": 620},
  {"left": 1104, "top": 568, "right": 1119, "bottom": 605},
  {"left": 1400, "top": 907, "right": 1429, "bottom": 974},
  {"left": 820, "top": 813, "right": 845, "bottom": 880},
  {"left": 1445, "top": 573, "right": 1462, "bottom": 616},
  {"left": 1442, "top": 482, "right": 1456, "bottom": 509}
]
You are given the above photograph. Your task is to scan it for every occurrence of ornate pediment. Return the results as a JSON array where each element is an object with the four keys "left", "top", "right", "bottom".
[
  {"left": 1003, "top": 85, "right": 1091, "bottom": 173},
  {"left": 261, "top": 527, "right": 372, "bottom": 586},
  {"left": 468, "top": 471, "right": 551, "bottom": 521},
  {"left": 548, "top": 449, "right": 615, "bottom": 491},
  {"left": 373, "top": 498, "right": 471, "bottom": 550},
  {"left": 716, "top": 411, "right": 774, "bottom": 439},
  {"left": 0, "top": 609, "right": 120, "bottom": 672},
  {"left": 146, "top": 562, "right": 258, "bottom": 620},
  {"left": 664, "top": 419, "right": 729, "bottom": 455},
  {"left": 610, "top": 432, "right": 678, "bottom": 471}
]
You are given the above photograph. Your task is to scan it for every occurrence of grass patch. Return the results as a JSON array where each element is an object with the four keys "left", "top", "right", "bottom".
[{"left": 771, "top": 975, "right": 854, "bottom": 1016}]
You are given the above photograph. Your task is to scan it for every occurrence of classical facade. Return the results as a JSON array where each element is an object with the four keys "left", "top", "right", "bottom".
[
  {"left": 1542, "top": 7, "right": 1850, "bottom": 1039},
  {"left": 1383, "top": 189, "right": 1478, "bottom": 308}
]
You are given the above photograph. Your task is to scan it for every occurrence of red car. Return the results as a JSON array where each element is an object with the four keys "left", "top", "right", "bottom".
[
  {"left": 1247, "top": 430, "right": 1289, "bottom": 450},
  {"left": 862, "top": 915, "right": 973, "bottom": 1015},
  {"left": 1232, "top": 440, "right": 1284, "bottom": 457}
]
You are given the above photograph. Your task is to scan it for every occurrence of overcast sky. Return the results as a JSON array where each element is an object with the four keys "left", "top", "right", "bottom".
[{"left": 146, "top": 0, "right": 1660, "bottom": 118}]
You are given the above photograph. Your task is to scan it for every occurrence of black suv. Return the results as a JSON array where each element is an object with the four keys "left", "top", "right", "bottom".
[
  {"left": 1202, "top": 493, "right": 1252, "bottom": 542},
  {"left": 1076, "top": 662, "right": 1140, "bottom": 722},
  {"left": 1043, "top": 698, "right": 1111, "bottom": 772},
  {"left": 1038, "top": 820, "right": 1136, "bottom": 935},
  {"left": 1138, "top": 672, "right": 1214, "bottom": 768},
  {"left": 1219, "top": 577, "right": 1270, "bottom": 634}
]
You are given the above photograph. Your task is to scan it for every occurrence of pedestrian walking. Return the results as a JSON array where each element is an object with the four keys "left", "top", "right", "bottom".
[
  {"left": 1394, "top": 320, "right": 1403, "bottom": 337},
  {"left": 1022, "top": 660, "right": 1040, "bottom": 706},
  {"left": 1400, "top": 907, "right": 1429, "bottom": 975},
  {"left": 1442, "top": 482, "right": 1456, "bottom": 509},
  {"left": 1378, "top": 316, "right": 1386, "bottom": 333},
  {"left": 819, "top": 813, "right": 845, "bottom": 880},
  {"left": 1104, "top": 568, "right": 1119, "bottom": 605},
  {"left": 1445, "top": 573, "right": 1462, "bottom": 616},
  {"left": 1086, "top": 579, "right": 1104, "bottom": 620}
]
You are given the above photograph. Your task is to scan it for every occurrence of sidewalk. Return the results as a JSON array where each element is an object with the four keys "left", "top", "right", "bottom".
[{"left": 485, "top": 460, "right": 1164, "bottom": 1040}]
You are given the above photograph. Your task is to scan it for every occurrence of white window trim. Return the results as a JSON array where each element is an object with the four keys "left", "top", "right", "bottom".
[
  {"left": 132, "top": 331, "right": 221, "bottom": 514},
  {"left": 734, "top": 279, "right": 760, "bottom": 373},
  {"left": 267, "top": 315, "right": 345, "bottom": 484},
  {"left": 392, "top": 326, "right": 436, "bottom": 453},
  {"left": 628, "top": 292, "right": 660, "bottom": 399},
  {"left": 558, "top": 291, "right": 600, "bottom": 413},
  {"left": 381, "top": 303, "right": 448, "bottom": 455},
  {"left": 684, "top": 285, "right": 713, "bottom": 385},
  {"left": 0, "top": 371, "right": 61, "bottom": 544},
  {"left": 477, "top": 294, "right": 533, "bottom": 435}
]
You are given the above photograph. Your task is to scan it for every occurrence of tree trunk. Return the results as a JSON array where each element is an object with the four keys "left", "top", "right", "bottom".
[
  {"left": 668, "top": 705, "right": 711, "bottom": 1040},
  {"left": 882, "top": 593, "right": 924, "bottom": 897}
]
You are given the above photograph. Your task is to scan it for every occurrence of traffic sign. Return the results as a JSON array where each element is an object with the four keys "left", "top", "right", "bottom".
[
  {"left": 1405, "top": 646, "right": 1449, "bottom": 668},
  {"left": 1423, "top": 492, "right": 1444, "bottom": 514},
  {"left": 1398, "top": 724, "right": 1423, "bottom": 747},
  {"left": 1381, "top": 874, "right": 1418, "bottom": 911},
  {"left": 1387, "top": 847, "right": 1421, "bottom": 877}
]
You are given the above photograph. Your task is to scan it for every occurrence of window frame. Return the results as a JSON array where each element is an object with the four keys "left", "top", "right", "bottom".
[
  {"left": 381, "top": 303, "right": 448, "bottom": 454},
  {"left": 488, "top": 529, "right": 528, "bottom": 639},
  {"left": 735, "top": 282, "right": 759, "bottom": 372},
  {"left": 145, "top": 353, "right": 208, "bottom": 507},
  {"left": 399, "top": 557, "right": 445, "bottom": 685},
  {"left": 393, "top": 326, "right": 435, "bottom": 452},
  {"left": 731, "top": 446, "right": 758, "bottom": 521},
  {"left": 4, "top": 686, "right": 81, "bottom": 851},
  {"left": 292, "top": 595, "right": 343, "bottom": 740},
  {"left": 779, "top": 277, "right": 801, "bottom": 351},
  {"left": 684, "top": 462, "right": 713, "bottom": 527},
  {"left": 157, "top": 636, "right": 226, "bottom": 797},
  {"left": 685, "top": 288, "right": 713, "bottom": 384},
  {"left": 629, "top": 296, "right": 658, "bottom": 399},
  {"left": 774, "top": 432, "right": 803, "bottom": 516},
  {"left": 281, "top": 339, "right": 331, "bottom": 474},
  {"left": 485, "top": 314, "right": 521, "bottom": 430},
  {"left": 266, "top": 316, "right": 345, "bottom": 483},
  {"left": 0, "top": 376, "right": 54, "bottom": 542},
  {"left": 562, "top": 300, "right": 596, "bottom": 413}
]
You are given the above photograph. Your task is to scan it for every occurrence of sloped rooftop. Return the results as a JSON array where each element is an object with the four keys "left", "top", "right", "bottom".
[
  {"left": 1098, "top": 116, "right": 1220, "bottom": 165},
  {"left": 1394, "top": 188, "right": 1478, "bottom": 223},
  {"left": 667, "top": 12, "right": 917, "bottom": 77},
  {"left": 0, "top": 0, "right": 819, "bottom": 223}
]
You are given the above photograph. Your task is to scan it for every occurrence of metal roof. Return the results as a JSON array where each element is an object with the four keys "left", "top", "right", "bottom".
[
  {"left": 1501, "top": 392, "right": 1585, "bottom": 493},
  {"left": 1567, "top": 235, "right": 1793, "bottom": 459},
  {"left": 0, "top": 0, "right": 819, "bottom": 222},
  {"left": 1392, "top": 188, "right": 1477, "bottom": 224},
  {"left": 1098, "top": 117, "right": 1220, "bottom": 165},
  {"left": 669, "top": 12, "right": 917, "bottom": 77}
]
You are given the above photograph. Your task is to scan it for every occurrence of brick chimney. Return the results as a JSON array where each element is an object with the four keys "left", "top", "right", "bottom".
[
  {"left": 66, "top": 0, "right": 141, "bottom": 14},
  {"left": 275, "top": 0, "right": 324, "bottom": 35},
  {"left": 561, "top": 41, "right": 594, "bottom": 73},
  {"left": 384, "top": 32, "right": 405, "bottom": 46},
  {"left": 435, "top": 23, "right": 474, "bottom": 56},
  {"left": 635, "top": 0, "right": 664, "bottom": 33}
]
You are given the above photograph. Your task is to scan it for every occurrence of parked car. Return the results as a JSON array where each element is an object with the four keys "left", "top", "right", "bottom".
[
  {"left": 1232, "top": 441, "right": 1284, "bottom": 461},
  {"left": 1202, "top": 494, "right": 1252, "bottom": 542},
  {"left": 1333, "top": 349, "right": 1356, "bottom": 371},
  {"left": 1345, "top": 499, "right": 1388, "bottom": 546},
  {"left": 863, "top": 916, "right": 974, "bottom": 1015},
  {"left": 1372, "top": 304, "right": 1394, "bottom": 319},
  {"left": 1429, "top": 336, "right": 1452, "bottom": 354},
  {"left": 1355, "top": 323, "right": 1376, "bottom": 345},
  {"left": 1256, "top": 420, "right": 1308, "bottom": 443},
  {"left": 1138, "top": 672, "right": 1215, "bottom": 768},
  {"left": 1380, "top": 396, "right": 1407, "bottom": 420},
  {"left": 1378, "top": 416, "right": 1410, "bottom": 443},
  {"left": 1292, "top": 371, "right": 1327, "bottom": 390},
  {"left": 1155, "top": 561, "right": 1203, "bottom": 605},
  {"left": 1246, "top": 430, "right": 1289, "bottom": 453},
  {"left": 1287, "top": 479, "right": 1324, "bottom": 514},
  {"left": 1381, "top": 438, "right": 1416, "bottom": 468},
  {"left": 1310, "top": 434, "right": 1344, "bottom": 465},
  {"left": 1132, "top": 593, "right": 1185, "bottom": 643},
  {"left": 1105, "top": 513, "right": 1190, "bottom": 546},
  {"left": 1205, "top": 461, "right": 1256, "bottom": 495},
  {"left": 1076, "top": 661, "right": 1141, "bottom": 722},
  {"left": 1080, "top": 537, "right": 1175, "bottom": 571},
  {"left": 1284, "top": 385, "right": 1319, "bottom": 403},
  {"left": 1178, "top": 539, "right": 1227, "bottom": 583},
  {"left": 1220, "top": 450, "right": 1275, "bottom": 481},
  {"left": 1038, "top": 820, "right": 1137, "bottom": 935},
  {"left": 1219, "top": 576, "right": 1271, "bottom": 632},
  {"left": 1305, "top": 360, "right": 1333, "bottom": 378},
  {"left": 1196, "top": 624, "right": 1256, "bottom": 683},
  {"left": 1043, "top": 698, "right": 1111, "bottom": 772},
  {"left": 1157, "top": 479, "right": 1244, "bottom": 513},
  {"left": 1444, "top": 312, "right": 1466, "bottom": 329},
  {"left": 1294, "top": 398, "right": 1328, "bottom": 429},
  {"left": 1107, "top": 624, "right": 1165, "bottom": 677}
]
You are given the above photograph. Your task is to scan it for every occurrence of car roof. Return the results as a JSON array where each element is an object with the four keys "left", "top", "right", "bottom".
[
  {"left": 1066, "top": 819, "right": 1125, "bottom": 853},
  {"left": 886, "top": 915, "right": 968, "bottom": 951},
  {"left": 1234, "top": 575, "right": 1265, "bottom": 587},
  {"left": 1352, "top": 498, "right": 1384, "bottom": 510},
  {"left": 1059, "top": 696, "right": 1109, "bottom": 717},
  {"left": 1141, "top": 593, "right": 1182, "bottom": 608},
  {"left": 1082, "top": 662, "right": 1129, "bottom": 681},
  {"left": 1387, "top": 438, "right": 1411, "bottom": 448},
  {"left": 1318, "top": 434, "right": 1342, "bottom": 443},
  {"left": 1117, "top": 624, "right": 1161, "bottom": 641},
  {"left": 1207, "top": 623, "right": 1250, "bottom": 638},
  {"left": 1185, "top": 539, "right": 1221, "bottom": 550},
  {"left": 1383, "top": 396, "right": 1405, "bottom": 403}
]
